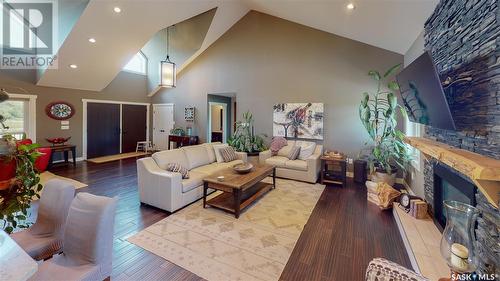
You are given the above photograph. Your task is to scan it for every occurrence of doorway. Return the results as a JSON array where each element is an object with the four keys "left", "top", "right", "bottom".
[
  {"left": 153, "top": 104, "right": 174, "bottom": 151},
  {"left": 207, "top": 94, "right": 234, "bottom": 144},
  {"left": 83, "top": 99, "right": 150, "bottom": 160},
  {"left": 208, "top": 102, "right": 227, "bottom": 143}
]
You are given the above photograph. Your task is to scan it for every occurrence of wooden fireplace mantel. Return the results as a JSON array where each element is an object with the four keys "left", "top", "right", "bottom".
[{"left": 405, "top": 137, "right": 500, "bottom": 208}]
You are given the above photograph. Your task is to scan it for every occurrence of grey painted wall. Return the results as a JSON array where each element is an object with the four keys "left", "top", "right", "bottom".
[
  {"left": 0, "top": 69, "right": 148, "bottom": 157},
  {"left": 152, "top": 11, "right": 403, "bottom": 157},
  {"left": 141, "top": 9, "right": 215, "bottom": 93}
]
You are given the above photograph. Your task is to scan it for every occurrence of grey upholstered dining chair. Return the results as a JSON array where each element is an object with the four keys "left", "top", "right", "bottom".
[
  {"left": 29, "top": 192, "right": 117, "bottom": 281},
  {"left": 11, "top": 179, "right": 75, "bottom": 260}
]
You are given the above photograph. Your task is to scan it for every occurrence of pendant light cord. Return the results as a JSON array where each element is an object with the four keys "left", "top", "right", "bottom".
[{"left": 166, "top": 27, "right": 170, "bottom": 59}]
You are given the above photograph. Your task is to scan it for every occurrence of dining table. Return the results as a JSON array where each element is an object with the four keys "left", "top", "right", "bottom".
[{"left": 0, "top": 230, "right": 38, "bottom": 281}]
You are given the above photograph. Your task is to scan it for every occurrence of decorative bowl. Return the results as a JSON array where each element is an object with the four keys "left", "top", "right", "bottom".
[
  {"left": 46, "top": 137, "right": 71, "bottom": 145},
  {"left": 217, "top": 176, "right": 225, "bottom": 182},
  {"left": 233, "top": 163, "right": 254, "bottom": 174}
]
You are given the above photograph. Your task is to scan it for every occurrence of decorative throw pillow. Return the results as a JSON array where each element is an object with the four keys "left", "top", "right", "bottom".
[
  {"left": 297, "top": 141, "right": 317, "bottom": 160},
  {"left": 270, "top": 137, "right": 288, "bottom": 156},
  {"left": 213, "top": 144, "right": 229, "bottom": 163},
  {"left": 287, "top": 146, "right": 301, "bottom": 160},
  {"left": 219, "top": 146, "right": 238, "bottom": 162},
  {"left": 166, "top": 163, "right": 189, "bottom": 179}
]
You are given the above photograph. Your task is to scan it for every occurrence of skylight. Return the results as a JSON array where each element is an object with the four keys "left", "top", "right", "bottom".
[{"left": 123, "top": 51, "right": 147, "bottom": 75}]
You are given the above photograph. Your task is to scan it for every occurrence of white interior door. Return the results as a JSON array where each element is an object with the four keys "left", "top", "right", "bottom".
[{"left": 153, "top": 104, "right": 174, "bottom": 151}]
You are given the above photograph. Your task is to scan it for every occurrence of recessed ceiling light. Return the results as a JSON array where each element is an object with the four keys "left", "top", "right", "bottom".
[
  {"left": 69, "top": 64, "right": 78, "bottom": 69},
  {"left": 88, "top": 38, "right": 96, "bottom": 43},
  {"left": 347, "top": 3, "right": 355, "bottom": 10},
  {"left": 113, "top": 6, "right": 121, "bottom": 13}
]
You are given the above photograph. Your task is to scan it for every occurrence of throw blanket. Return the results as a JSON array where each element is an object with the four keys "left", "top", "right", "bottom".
[{"left": 270, "top": 137, "right": 287, "bottom": 156}]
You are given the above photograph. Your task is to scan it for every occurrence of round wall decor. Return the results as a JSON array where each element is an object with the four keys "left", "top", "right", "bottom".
[{"left": 45, "top": 101, "right": 75, "bottom": 120}]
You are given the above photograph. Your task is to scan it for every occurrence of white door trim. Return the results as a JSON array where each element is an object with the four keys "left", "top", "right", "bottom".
[
  {"left": 82, "top": 99, "right": 150, "bottom": 160},
  {"left": 152, "top": 103, "right": 174, "bottom": 150},
  {"left": 6, "top": 93, "right": 37, "bottom": 141},
  {"left": 208, "top": 102, "right": 227, "bottom": 143}
]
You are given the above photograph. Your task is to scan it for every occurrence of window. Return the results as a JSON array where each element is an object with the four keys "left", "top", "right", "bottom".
[
  {"left": 123, "top": 51, "right": 147, "bottom": 75},
  {"left": 405, "top": 116, "right": 423, "bottom": 171},
  {"left": 0, "top": 94, "right": 36, "bottom": 140},
  {"left": 0, "top": 100, "right": 27, "bottom": 139}
]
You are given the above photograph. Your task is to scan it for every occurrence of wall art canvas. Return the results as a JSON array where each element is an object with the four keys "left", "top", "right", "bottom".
[{"left": 273, "top": 103, "right": 324, "bottom": 139}]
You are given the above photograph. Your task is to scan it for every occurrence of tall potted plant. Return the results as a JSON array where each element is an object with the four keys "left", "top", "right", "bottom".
[
  {"left": 0, "top": 135, "right": 42, "bottom": 234},
  {"left": 228, "top": 111, "right": 267, "bottom": 154},
  {"left": 359, "top": 64, "right": 412, "bottom": 186}
]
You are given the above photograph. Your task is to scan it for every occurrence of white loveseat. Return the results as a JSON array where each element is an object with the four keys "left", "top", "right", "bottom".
[
  {"left": 259, "top": 140, "right": 322, "bottom": 183},
  {"left": 137, "top": 143, "right": 246, "bottom": 212}
]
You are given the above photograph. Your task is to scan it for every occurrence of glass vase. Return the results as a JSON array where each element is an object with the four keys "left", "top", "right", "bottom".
[{"left": 439, "top": 200, "right": 479, "bottom": 274}]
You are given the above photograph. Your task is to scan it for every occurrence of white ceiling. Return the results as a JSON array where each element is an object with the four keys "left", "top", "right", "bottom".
[{"left": 36, "top": 0, "right": 438, "bottom": 92}]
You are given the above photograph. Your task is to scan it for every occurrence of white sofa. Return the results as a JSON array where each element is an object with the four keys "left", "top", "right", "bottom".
[
  {"left": 137, "top": 143, "right": 247, "bottom": 212},
  {"left": 259, "top": 140, "right": 322, "bottom": 183}
]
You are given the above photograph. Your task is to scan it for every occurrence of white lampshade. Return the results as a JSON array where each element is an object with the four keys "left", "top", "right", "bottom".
[{"left": 160, "top": 56, "right": 176, "bottom": 88}]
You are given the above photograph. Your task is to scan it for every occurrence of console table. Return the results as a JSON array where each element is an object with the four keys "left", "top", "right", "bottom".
[
  {"left": 46, "top": 144, "right": 76, "bottom": 168},
  {"left": 168, "top": 135, "right": 199, "bottom": 150}
]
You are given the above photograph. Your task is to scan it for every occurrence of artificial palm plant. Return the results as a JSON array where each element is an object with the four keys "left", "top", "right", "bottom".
[{"left": 359, "top": 64, "right": 412, "bottom": 175}]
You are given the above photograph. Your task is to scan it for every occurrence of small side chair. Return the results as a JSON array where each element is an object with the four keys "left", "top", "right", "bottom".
[
  {"left": 11, "top": 179, "right": 75, "bottom": 260},
  {"left": 29, "top": 192, "right": 117, "bottom": 281}
]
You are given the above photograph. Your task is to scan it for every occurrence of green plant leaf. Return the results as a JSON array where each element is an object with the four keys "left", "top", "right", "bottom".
[
  {"left": 388, "top": 81, "right": 400, "bottom": 90},
  {"left": 383, "top": 64, "right": 401, "bottom": 78},
  {"left": 368, "top": 70, "right": 381, "bottom": 81}
]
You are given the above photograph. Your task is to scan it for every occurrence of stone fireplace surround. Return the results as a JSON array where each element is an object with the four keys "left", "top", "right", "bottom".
[{"left": 420, "top": 0, "right": 499, "bottom": 276}]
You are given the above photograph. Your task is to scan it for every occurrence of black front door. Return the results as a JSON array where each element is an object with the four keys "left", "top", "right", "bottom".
[
  {"left": 122, "top": 104, "right": 147, "bottom": 153},
  {"left": 87, "top": 103, "right": 120, "bottom": 158}
]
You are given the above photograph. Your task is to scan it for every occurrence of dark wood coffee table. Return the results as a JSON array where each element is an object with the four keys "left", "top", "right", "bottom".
[{"left": 203, "top": 164, "right": 276, "bottom": 218}]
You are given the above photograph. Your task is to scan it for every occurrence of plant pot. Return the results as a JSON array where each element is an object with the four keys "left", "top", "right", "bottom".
[
  {"left": 371, "top": 171, "right": 396, "bottom": 187},
  {"left": 0, "top": 158, "right": 16, "bottom": 181}
]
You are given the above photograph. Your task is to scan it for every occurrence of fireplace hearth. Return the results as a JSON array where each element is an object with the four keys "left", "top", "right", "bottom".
[{"left": 433, "top": 163, "right": 477, "bottom": 231}]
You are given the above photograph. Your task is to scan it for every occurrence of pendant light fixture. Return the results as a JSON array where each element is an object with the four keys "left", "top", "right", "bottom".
[{"left": 160, "top": 26, "right": 176, "bottom": 88}]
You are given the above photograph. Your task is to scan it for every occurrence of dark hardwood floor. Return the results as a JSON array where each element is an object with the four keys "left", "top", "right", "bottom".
[{"left": 42, "top": 158, "right": 411, "bottom": 281}]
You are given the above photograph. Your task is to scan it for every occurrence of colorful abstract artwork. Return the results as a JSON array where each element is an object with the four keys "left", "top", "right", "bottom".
[{"left": 273, "top": 103, "right": 324, "bottom": 140}]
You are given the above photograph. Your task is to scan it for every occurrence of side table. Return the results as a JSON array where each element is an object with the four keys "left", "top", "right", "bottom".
[
  {"left": 320, "top": 156, "right": 347, "bottom": 187},
  {"left": 46, "top": 144, "right": 77, "bottom": 169}
]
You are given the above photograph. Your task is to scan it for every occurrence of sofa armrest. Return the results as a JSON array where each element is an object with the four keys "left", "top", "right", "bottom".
[
  {"left": 259, "top": 150, "right": 272, "bottom": 164},
  {"left": 365, "top": 258, "right": 429, "bottom": 281},
  {"left": 136, "top": 157, "right": 183, "bottom": 212},
  {"left": 236, "top": 152, "right": 248, "bottom": 163}
]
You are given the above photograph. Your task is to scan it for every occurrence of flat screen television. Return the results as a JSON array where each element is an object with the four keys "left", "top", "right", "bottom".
[{"left": 396, "top": 51, "right": 456, "bottom": 130}]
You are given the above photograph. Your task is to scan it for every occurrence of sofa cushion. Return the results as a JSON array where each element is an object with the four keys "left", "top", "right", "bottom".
[
  {"left": 181, "top": 171, "right": 208, "bottom": 193},
  {"left": 203, "top": 142, "right": 220, "bottom": 163},
  {"left": 297, "top": 141, "right": 316, "bottom": 160},
  {"left": 284, "top": 159, "right": 308, "bottom": 171},
  {"left": 265, "top": 156, "right": 288, "bottom": 168},
  {"left": 218, "top": 159, "right": 244, "bottom": 169},
  {"left": 191, "top": 163, "right": 227, "bottom": 175},
  {"left": 152, "top": 149, "right": 188, "bottom": 170},
  {"left": 183, "top": 145, "right": 211, "bottom": 169},
  {"left": 213, "top": 144, "right": 229, "bottom": 163}
]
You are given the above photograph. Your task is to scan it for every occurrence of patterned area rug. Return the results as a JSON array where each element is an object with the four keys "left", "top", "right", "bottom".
[{"left": 128, "top": 178, "right": 324, "bottom": 281}]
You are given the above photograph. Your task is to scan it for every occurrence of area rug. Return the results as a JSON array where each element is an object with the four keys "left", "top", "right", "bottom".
[
  {"left": 128, "top": 178, "right": 325, "bottom": 281},
  {"left": 86, "top": 152, "right": 148, "bottom": 164},
  {"left": 36, "top": 171, "right": 88, "bottom": 199}
]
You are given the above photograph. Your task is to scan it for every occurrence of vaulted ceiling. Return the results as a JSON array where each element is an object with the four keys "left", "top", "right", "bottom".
[{"left": 36, "top": 0, "right": 438, "bottom": 92}]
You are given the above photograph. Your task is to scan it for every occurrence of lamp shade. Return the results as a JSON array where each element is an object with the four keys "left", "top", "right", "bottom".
[{"left": 160, "top": 56, "right": 176, "bottom": 88}]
